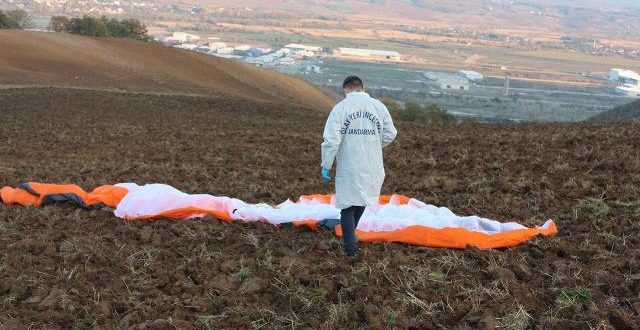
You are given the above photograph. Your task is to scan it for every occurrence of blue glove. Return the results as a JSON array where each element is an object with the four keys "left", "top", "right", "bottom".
[{"left": 321, "top": 168, "right": 332, "bottom": 182}]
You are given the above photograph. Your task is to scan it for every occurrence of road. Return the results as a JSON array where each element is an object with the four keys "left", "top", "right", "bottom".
[{"left": 476, "top": 84, "right": 634, "bottom": 99}]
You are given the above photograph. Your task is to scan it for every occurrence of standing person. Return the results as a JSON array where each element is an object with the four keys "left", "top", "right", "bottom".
[{"left": 321, "top": 76, "right": 397, "bottom": 259}]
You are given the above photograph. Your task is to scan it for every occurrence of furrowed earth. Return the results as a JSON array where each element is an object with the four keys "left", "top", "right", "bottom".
[{"left": 1, "top": 87, "right": 640, "bottom": 329}]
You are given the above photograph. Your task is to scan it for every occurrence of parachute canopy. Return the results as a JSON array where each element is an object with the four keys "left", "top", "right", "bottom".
[{"left": 0, "top": 182, "right": 558, "bottom": 249}]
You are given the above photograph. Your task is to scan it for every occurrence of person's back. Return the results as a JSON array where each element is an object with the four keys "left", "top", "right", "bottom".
[
  {"left": 330, "top": 91, "right": 393, "bottom": 207},
  {"left": 321, "top": 76, "right": 397, "bottom": 259}
]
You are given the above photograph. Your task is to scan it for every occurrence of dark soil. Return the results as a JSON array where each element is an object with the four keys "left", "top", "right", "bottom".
[{"left": 1, "top": 87, "right": 639, "bottom": 329}]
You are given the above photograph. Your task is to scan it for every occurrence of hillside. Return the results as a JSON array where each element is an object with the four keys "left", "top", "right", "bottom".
[
  {"left": 180, "top": 0, "right": 640, "bottom": 41},
  {"left": 589, "top": 99, "right": 640, "bottom": 121},
  {"left": 0, "top": 30, "right": 335, "bottom": 110},
  {"left": 10, "top": 1, "right": 640, "bottom": 43}
]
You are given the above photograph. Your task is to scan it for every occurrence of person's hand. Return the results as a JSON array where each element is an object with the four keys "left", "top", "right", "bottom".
[{"left": 321, "top": 168, "right": 332, "bottom": 183}]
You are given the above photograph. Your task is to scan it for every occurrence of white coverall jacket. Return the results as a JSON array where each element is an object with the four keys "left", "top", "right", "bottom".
[{"left": 321, "top": 91, "right": 397, "bottom": 209}]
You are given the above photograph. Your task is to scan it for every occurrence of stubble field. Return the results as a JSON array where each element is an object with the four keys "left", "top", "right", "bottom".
[{"left": 1, "top": 87, "right": 639, "bottom": 329}]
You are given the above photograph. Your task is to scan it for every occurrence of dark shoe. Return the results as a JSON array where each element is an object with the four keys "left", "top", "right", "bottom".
[{"left": 346, "top": 252, "right": 360, "bottom": 263}]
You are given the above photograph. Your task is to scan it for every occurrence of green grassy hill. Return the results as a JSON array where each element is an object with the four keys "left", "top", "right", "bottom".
[{"left": 589, "top": 99, "right": 640, "bottom": 121}]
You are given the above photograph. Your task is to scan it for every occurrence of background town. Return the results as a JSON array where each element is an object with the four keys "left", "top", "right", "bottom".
[{"left": 4, "top": 0, "right": 640, "bottom": 121}]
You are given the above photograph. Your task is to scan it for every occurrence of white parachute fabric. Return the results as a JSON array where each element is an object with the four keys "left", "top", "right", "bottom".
[
  {"left": 233, "top": 199, "right": 339, "bottom": 224},
  {"left": 112, "top": 183, "right": 552, "bottom": 235},
  {"left": 114, "top": 183, "right": 236, "bottom": 220},
  {"left": 355, "top": 199, "right": 553, "bottom": 233}
]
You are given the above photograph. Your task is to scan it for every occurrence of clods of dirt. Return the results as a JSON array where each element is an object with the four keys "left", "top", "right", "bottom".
[{"left": 0, "top": 88, "right": 639, "bottom": 328}]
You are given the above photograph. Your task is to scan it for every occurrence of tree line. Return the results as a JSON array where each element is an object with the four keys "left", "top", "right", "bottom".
[
  {"left": 0, "top": 9, "right": 31, "bottom": 29},
  {"left": 1, "top": 9, "right": 150, "bottom": 41},
  {"left": 49, "top": 16, "right": 151, "bottom": 40}
]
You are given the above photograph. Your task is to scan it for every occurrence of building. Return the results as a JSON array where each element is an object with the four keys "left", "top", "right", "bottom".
[
  {"left": 284, "top": 44, "right": 323, "bottom": 57},
  {"left": 193, "top": 46, "right": 212, "bottom": 54},
  {"left": 234, "top": 45, "right": 251, "bottom": 52},
  {"left": 211, "top": 54, "right": 244, "bottom": 60},
  {"left": 276, "top": 57, "right": 296, "bottom": 65},
  {"left": 168, "top": 32, "right": 200, "bottom": 43},
  {"left": 284, "top": 44, "right": 323, "bottom": 53},
  {"left": 173, "top": 43, "right": 198, "bottom": 51},
  {"left": 615, "top": 85, "right": 640, "bottom": 98},
  {"left": 337, "top": 47, "right": 401, "bottom": 61},
  {"left": 458, "top": 70, "right": 484, "bottom": 81},
  {"left": 216, "top": 47, "right": 235, "bottom": 55},
  {"left": 245, "top": 48, "right": 263, "bottom": 57},
  {"left": 273, "top": 48, "right": 290, "bottom": 56},
  {"left": 246, "top": 53, "right": 280, "bottom": 65},
  {"left": 208, "top": 42, "right": 227, "bottom": 50},
  {"left": 306, "top": 65, "right": 321, "bottom": 74},
  {"left": 610, "top": 69, "right": 640, "bottom": 86},
  {"left": 423, "top": 72, "right": 470, "bottom": 91}
]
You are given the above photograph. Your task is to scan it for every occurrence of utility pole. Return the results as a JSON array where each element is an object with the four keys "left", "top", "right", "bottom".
[{"left": 503, "top": 74, "right": 510, "bottom": 96}]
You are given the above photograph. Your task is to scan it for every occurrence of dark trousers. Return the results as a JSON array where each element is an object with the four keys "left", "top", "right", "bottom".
[{"left": 340, "top": 206, "right": 366, "bottom": 255}]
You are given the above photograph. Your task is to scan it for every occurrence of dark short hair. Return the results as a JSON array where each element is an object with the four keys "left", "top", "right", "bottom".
[{"left": 343, "top": 75, "right": 363, "bottom": 89}]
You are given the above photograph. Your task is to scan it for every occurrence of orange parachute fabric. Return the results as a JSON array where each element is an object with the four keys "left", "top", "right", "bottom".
[
  {"left": 120, "top": 203, "right": 234, "bottom": 222},
  {"left": 0, "top": 182, "right": 128, "bottom": 209},
  {"left": 305, "top": 194, "right": 557, "bottom": 249},
  {"left": 0, "top": 182, "right": 558, "bottom": 249},
  {"left": 334, "top": 223, "right": 558, "bottom": 249}
]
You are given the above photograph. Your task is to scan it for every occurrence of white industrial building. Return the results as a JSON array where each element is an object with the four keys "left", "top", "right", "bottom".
[
  {"left": 610, "top": 69, "right": 640, "bottom": 98},
  {"left": 211, "top": 54, "right": 243, "bottom": 59},
  {"left": 423, "top": 71, "right": 470, "bottom": 91},
  {"left": 284, "top": 44, "right": 323, "bottom": 53},
  {"left": 306, "top": 65, "right": 321, "bottom": 74},
  {"left": 337, "top": 47, "right": 401, "bottom": 61},
  {"left": 615, "top": 85, "right": 640, "bottom": 98},
  {"left": 610, "top": 69, "right": 640, "bottom": 86},
  {"left": 208, "top": 42, "right": 227, "bottom": 50},
  {"left": 168, "top": 32, "right": 200, "bottom": 43},
  {"left": 276, "top": 57, "right": 296, "bottom": 65},
  {"left": 234, "top": 45, "right": 251, "bottom": 51},
  {"left": 246, "top": 58, "right": 269, "bottom": 66},
  {"left": 273, "top": 48, "right": 290, "bottom": 56},
  {"left": 173, "top": 43, "right": 198, "bottom": 50},
  {"left": 216, "top": 47, "right": 235, "bottom": 55},
  {"left": 458, "top": 70, "right": 484, "bottom": 81}
]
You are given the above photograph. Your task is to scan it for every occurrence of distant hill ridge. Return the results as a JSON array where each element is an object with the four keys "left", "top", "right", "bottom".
[
  {"left": 183, "top": 0, "right": 640, "bottom": 40},
  {"left": 0, "top": 30, "right": 334, "bottom": 110},
  {"left": 589, "top": 99, "right": 640, "bottom": 122}
]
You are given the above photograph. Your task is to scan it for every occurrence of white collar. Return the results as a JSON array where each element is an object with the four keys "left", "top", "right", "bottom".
[{"left": 346, "top": 91, "right": 368, "bottom": 97}]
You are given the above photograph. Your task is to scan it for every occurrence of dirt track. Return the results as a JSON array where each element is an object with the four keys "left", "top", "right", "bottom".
[{"left": 1, "top": 87, "right": 640, "bottom": 329}]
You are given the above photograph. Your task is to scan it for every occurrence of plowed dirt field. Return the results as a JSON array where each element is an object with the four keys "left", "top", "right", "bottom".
[{"left": 1, "top": 87, "right": 639, "bottom": 329}]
